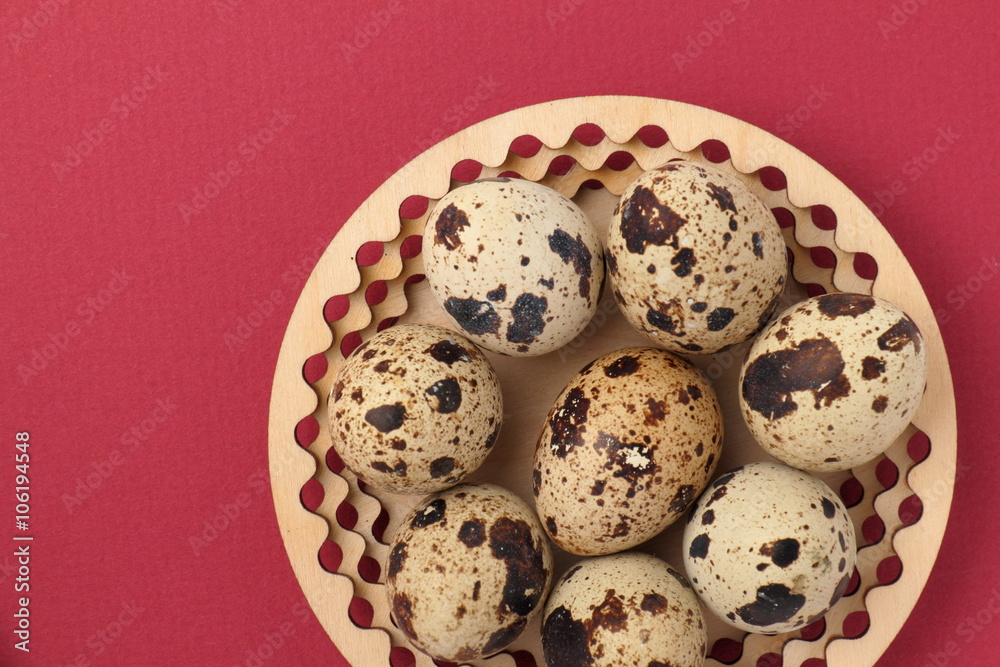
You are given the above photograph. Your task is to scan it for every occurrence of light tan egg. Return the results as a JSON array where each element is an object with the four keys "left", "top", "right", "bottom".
[
  {"left": 533, "top": 347, "right": 723, "bottom": 556},
  {"left": 328, "top": 323, "right": 502, "bottom": 494},
  {"left": 739, "top": 292, "right": 928, "bottom": 472},
  {"left": 682, "top": 462, "right": 857, "bottom": 634},
  {"left": 540, "top": 552, "right": 706, "bottom": 667},
  {"left": 606, "top": 160, "right": 787, "bottom": 354},
  {"left": 422, "top": 177, "right": 605, "bottom": 356},
  {"left": 385, "top": 483, "right": 554, "bottom": 661}
]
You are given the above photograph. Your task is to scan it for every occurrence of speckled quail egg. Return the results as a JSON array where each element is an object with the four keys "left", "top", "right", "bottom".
[
  {"left": 422, "top": 177, "right": 605, "bottom": 356},
  {"left": 740, "top": 292, "right": 928, "bottom": 472},
  {"left": 682, "top": 462, "right": 857, "bottom": 634},
  {"left": 385, "top": 483, "right": 554, "bottom": 661},
  {"left": 533, "top": 347, "right": 723, "bottom": 556},
  {"left": 328, "top": 323, "right": 503, "bottom": 494},
  {"left": 606, "top": 160, "right": 787, "bottom": 354},
  {"left": 541, "top": 552, "right": 707, "bottom": 667}
]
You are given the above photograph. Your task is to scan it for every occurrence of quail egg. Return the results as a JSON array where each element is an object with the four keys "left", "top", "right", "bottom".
[
  {"left": 385, "top": 483, "right": 554, "bottom": 661},
  {"left": 329, "top": 323, "right": 502, "bottom": 493},
  {"left": 606, "top": 160, "right": 786, "bottom": 354},
  {"left": 422, "top": 177, "right": 605, "bottom": 356},
  {"left": 682, "top": 462, "right": 857, "bottom": 634}
]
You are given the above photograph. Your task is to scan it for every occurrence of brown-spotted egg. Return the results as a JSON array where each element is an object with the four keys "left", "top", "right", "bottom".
[
  {"left": 682, "top": 462, "right": 857, "bottom": 634},
  {"left": 533, "top": 347, "right": 723, "bottom": 556},
  {"left": 422, "top": 177, "right": 605, "bottom": 356},
  {"left": 329, "top": 323, "right": 502, "bottom": 494},
  {"left": 386, "top": 483, "right": 554, "bottom": 661},
  {"left": 740, "top": 292, "right": 928, "bottom": 472},
  {"left": 606, "top": 160, "right": 786, "bottom": 354},
  {"left": 541, "top": 553, "right": 707, "bottom": 667}
]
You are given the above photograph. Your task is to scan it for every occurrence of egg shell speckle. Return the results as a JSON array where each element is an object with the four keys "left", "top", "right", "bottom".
[
  {"left": 533, "top": 347, "right": 723, "bottom": 556},
  {"left": 422, "top": 177, "right": 605, "bottom": 356},
  {"left": 606, "top": 160, "right": 787, "bottom": 354},
  {"left": 739, "top": 292, "right": 928, "bottom": 472},
  {"left": 329, "top": 323, "right": 503, "bottom": 494},
  {"left": 385, "top": 483, "right": 554, "bottom": 661},
  {"left": 541, "top": 552, "right": 707, "bottom": 667},
  {"left": 682, "top": 462, "right": 857, "bottom": 634}
]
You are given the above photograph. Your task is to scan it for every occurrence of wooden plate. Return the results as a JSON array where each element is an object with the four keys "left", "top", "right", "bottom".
[{"left": 267, "top": 96, "right": 956, "bottom": 666}]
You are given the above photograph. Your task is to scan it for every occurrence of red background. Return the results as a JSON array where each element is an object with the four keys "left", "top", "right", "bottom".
[{"left": 2, "top": 1, "right": 998, "bottom": 665}]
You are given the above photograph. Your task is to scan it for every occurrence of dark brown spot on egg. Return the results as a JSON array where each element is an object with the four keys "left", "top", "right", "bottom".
[
  {"left": 669, "top": 485, "right": 697, "bottom": 514},
  {"left": 678, "top": 388, "right": 690, "bottom": 404},
  {"left": 760, "top": 538, "right": 801, "bottom": 568},
  {"left": 333, "top": 379, "right": 345, "bottom": 402},
  {"left": 542, "top": 606, "right": 592, "bottom": 667},
  {"left": 591, "top": 589, "right": 629, "bottom": 632},
  {"left": 520, "top": 255, "right": 530, "bottom": 266},
  {"left": 538, "top": 277, "right": 554, "bottom": 289},
  {"left": 742, "top": 337, "right": 847, "bottom": 420},
  {"left": 668, "top": 567, "right": 692, "bottom": 590},
  {"left": 736, "top": 584, "right": 806, "bottom": 627},
  {"left": 487, "top": 284, "right": 507, "bottom": 302},
  {"left": 545, "top": 516, "right": 558, "bottom": 536},
  {"left": 839, "top": 531, "right": 847, "bottom": 551},
  {"left": 426, "top": 377, "right": 462, "bottom": 413},
  {"left": 591, "top": 479, "right": 606, "bottom": 496},
  {"left": 671, "top": 247, "right": 697, "bottom": 277},
  {"left": 483, "top": 618, "right": 529, "bottom": 655},
  {"left": 612, "top": 515, "right": 633, "bottom": 537},
  {"left": 350, "top": 387, "right": 364, "bottom": 403},
  {"left": 830, "top": 573, "right": 852, "bottom": 607},
  {"left": 458, "top": 518, "right": 486, "bottom": 548},
  {"left": 878, "top": 316, "right": 922, "bottom": 353},
  {"left": 641, "top": 592, "right": 669, "bottom": 614},
  {"left": 702, "top": 509, "right": 715, "bottom": 525},
  {"left": 707, "top": 307, "right": 736, "bottom": 331},
  {"left": 813, "top": 373, "right": 852, "bottom": 408},
  {"left": 389, "top": 437, "right": 406, "bottom": 450},
  {"left": 429, "top": 456, "right": 456, "bottom": 479},
  {"left": 821, "top": 497, "right": 836, "bottom": 519},
  {"left": 755, "top": 292, "right": 784, "bottom": 334},
  {"left": 489, "top": 517, "right": 548, "bottom": 617},
  {"left": 818, "top": 293, "right": 876, "bottom": 318},
  {"left": 445, "top": 296, "right": 501, "bottom": 336},
  {"left": 872, "top": 395, "right": 889, "bottom": 413},
  {"left": 605, "top": 354, "right": 641, "bottom": 377},
  {"left": 373, "top": 359, "right": 391, "bottom": 373},
  {"left": 425, "top": 339, "right": 470, "bottom": 366},
  {"left": 729, "top": 218, "right": 739, "bottom": 231},
  {"left": 548, "top": 229, "right": 594, "bottom": 298},
  {"left": 410, "top": 498, "right": 446, "bottom": 528},
  {"left": 862, "top": 356, "right": 886, "bottom": 380},
  {"left": 486, "top": 421, "right": 501, "bottom": 449},
  {"left": 365, "top": 403, "right": 407, "bottom": 432},
  {"left": 434, "top": 203, "right": 470, "bottom": 250},
  {"left": 690, "top": 301, "right": 707, "bottom": 313},
  {"left": 706, "top": 182, "right": 738, "bottom": 214},
  {"left": 643, "top": 398, "right": 668, "bottom": 425},
  {"left": 619, "top": 185, "right": 686, "bottom": 254},
  {"left": 689, "top": 533, "right": 710, "bottom": 559},
  {"left": 532, "top": 469, "right": 541, "bottom": 496},
  {"left": 687, "top": 384, "right": 702, "bottom": 400},
  {"left": 506, "top": 293, "right": 548, "bottom": 344},
  {"left": 595, "top": 431, "right": 656, "bottom": 499},
  {"left": 681, "top": 342, "right": 703, "bottom": 352},
  {"left": 473, "top": 580, "right": 481, "bottom": 601},
  {"left": 604, "top": 250, "right": 618, "bottom": 275},
  {"left": 388, "top": 541, "right": 407, "bottom": 577},
  {"left": 775, "top": 328, "right": 789, "bottom": 341},
  {"left": 752, "top": 232, "right": 765, "bottom": 259},
  {"left": 548, "top": 387, "right": 591, "bottom": 458},
  {"left": 392, "top": 592, "right": 416, "bottom": 640}
]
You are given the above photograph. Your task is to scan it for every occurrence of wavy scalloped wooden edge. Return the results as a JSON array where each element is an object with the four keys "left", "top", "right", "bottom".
[{"left": 269, "top": 96, "right": 956, "bottom": 667}]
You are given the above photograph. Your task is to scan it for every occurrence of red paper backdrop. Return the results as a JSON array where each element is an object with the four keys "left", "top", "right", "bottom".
[{"left": 2, "top": 1, "right": 998, "bottom": 665}]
